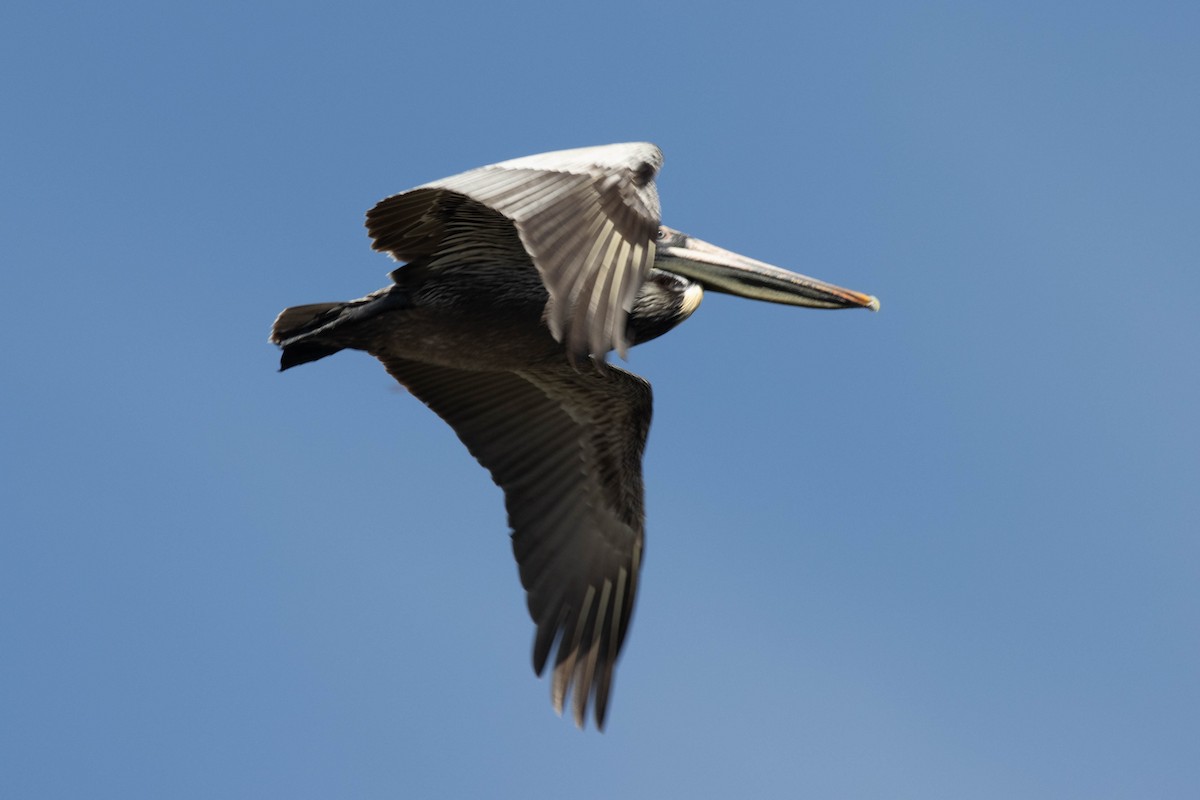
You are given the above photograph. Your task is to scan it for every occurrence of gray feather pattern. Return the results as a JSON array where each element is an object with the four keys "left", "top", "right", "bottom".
[
  {"left": 378, "top": 356, "right": 651, "bottom": 729},
  {"left": 366, "top": 143, "right": 664, "bottom": 361}
]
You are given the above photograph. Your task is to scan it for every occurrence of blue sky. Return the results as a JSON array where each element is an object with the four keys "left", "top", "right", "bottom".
[{"left": 3, "top": 2, "right": 1197, "bottom": 797}]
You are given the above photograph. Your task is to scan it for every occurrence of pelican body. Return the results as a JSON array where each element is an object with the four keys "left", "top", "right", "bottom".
[{"left": 271, "top": 143, "right": 878, "bottom": 729}]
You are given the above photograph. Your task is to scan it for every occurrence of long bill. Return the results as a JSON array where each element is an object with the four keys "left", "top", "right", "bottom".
[{"left": 655, "top": 229, "right": 880, "bottom": 312}]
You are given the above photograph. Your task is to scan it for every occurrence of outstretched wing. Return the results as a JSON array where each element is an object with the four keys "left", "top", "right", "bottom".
[
  {"left": 366, "top": 143, "right": 664, "bottom": 361},
  {"left": 379, "top": 356, "right": 653, "bottom": 729}
]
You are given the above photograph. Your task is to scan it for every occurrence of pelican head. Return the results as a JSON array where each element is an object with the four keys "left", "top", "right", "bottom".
[
  {"left": 625, "top": 270, "right": 705, "bottom": 346},
  {"left": 653, "top": 225, "right": 880, "bottom": 312}
]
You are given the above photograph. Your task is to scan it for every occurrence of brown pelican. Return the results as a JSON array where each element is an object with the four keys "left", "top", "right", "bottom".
[{"left": 270, "top": 143, "right": 878, "bottom": 729}]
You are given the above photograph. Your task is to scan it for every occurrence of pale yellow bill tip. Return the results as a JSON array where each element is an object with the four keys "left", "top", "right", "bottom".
[{"left": 867, "top": 295, "right": 881, "bottom": 312}]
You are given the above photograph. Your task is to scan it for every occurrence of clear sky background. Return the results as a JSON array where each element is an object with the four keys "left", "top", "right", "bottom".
[{"left": 3, "top": 2, "right": 1197, "bottom": 798}]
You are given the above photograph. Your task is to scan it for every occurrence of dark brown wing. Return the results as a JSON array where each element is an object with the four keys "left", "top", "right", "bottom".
[
  {"left": 365, "top": 143, "right": 664, "bottom": 362},
  {"left": 379, "top": 357, "right": 653, "bottom": 729}
]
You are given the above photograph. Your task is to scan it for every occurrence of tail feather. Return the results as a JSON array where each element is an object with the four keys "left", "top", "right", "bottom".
[
  {"left": 270, "top": 287, "right": 410, "bottom": 371},
  {"left": 270, "top": 302, "right": 345, "bottom": 344},
  {"left": 278, "top": 340, "right": 344, "bottom": 370},
  {"left": 269, "top": 302, "right": 349, "bottom": 371}
]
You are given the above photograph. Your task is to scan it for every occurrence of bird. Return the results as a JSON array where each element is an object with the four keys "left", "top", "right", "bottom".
[{"left": 270, "top": 142, "right": 879, "bottom": 729}]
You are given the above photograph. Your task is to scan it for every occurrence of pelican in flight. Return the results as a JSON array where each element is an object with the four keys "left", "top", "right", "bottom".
[{"left": 270, "top": 143, "right": 878, "bottom": 729}]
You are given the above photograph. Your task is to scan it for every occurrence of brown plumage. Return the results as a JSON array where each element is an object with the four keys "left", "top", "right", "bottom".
[{"left": 270, "top": 143, "right": 878, "bottom": 729}]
